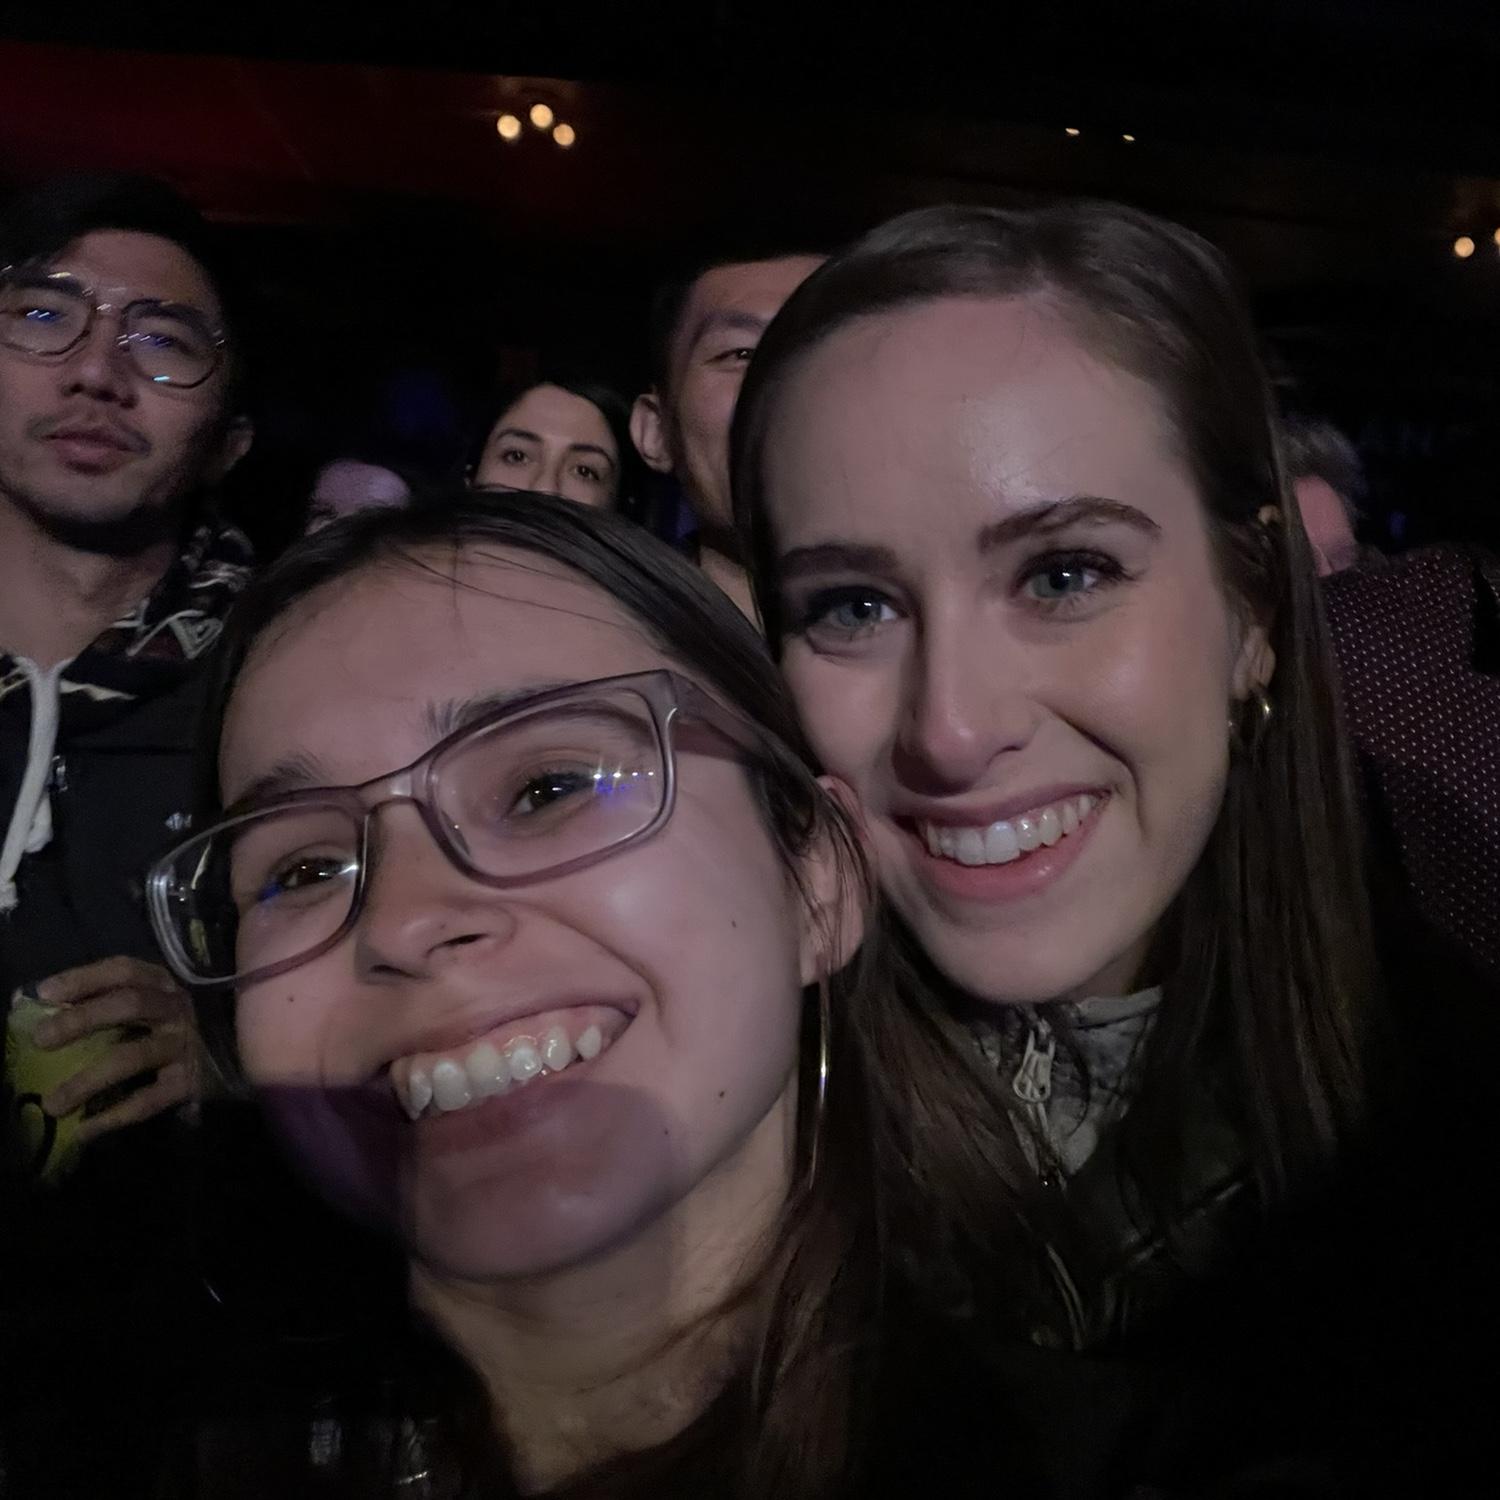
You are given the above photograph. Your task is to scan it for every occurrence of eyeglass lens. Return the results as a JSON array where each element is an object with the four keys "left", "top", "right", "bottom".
[
  {"left": 0, "top": 273, "right": 218, "bottom": 386},
  {"left": 161, "top": 690, "right": 668, "bottom": 982}
]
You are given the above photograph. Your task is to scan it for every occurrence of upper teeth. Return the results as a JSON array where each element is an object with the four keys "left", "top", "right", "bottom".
[
  {"left": 393, "top": 1020, "right": 611, "bottom": 1122},
  {"left": 920, "top": 793, "right": 1100, "bottom": 866}
]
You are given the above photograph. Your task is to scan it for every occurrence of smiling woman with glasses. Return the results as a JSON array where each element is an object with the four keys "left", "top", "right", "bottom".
[{"left": 153, "top": 490, "right": 1107, "bottom": 1498}]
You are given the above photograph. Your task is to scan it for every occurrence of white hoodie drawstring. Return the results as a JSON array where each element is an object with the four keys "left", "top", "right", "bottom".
[{"left": 0, "top": 659, "right": 66, "bottom": 914}]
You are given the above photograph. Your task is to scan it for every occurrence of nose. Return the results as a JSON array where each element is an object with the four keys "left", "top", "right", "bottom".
[
  {"left": 353, "top": 805, "right": 519, "bottom": 982},
  {"left": 891, "top": 608, "right": 1038, "bottom": 793},
  {"left": 536, "top": 449, "right": 569, "bottom": 501},
  {"left": 59, "top": 310, "right": 136, "bottom": 407}
]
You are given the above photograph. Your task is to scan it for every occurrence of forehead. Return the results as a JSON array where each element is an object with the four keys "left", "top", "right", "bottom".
[
  {"left": 498, "top": 386, "right": 615, "bottom": 451},
  {"left": 676, "top": 257, "right": 823, "bottom": 349},
  {"left": 769, "top": 295, "right": 1184, "bottom": 537},
  {"left": 222, "top": 548, "right": 670, "bottom": 791},
  {"left": 49, "top": 229, "right": 221, "bottom": 317}
]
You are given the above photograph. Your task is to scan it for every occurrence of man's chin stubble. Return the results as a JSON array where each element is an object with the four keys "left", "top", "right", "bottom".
[{"left": 2, "top": 481, "right": 193, "bottom": 558}]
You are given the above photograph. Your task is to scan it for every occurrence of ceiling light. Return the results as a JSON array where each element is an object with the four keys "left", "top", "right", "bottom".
[
  {"left": 496, "top": 113, "right": 522, "bottom": 141},
  {"left": 529, "top": 103, "right": 554, "bottom": 130},
  {"left": 1454, "top": 235, "right": 1476, "bottom": 259},
  {"left": 553, "top": 122, "right": 576, "bottom": 148}
]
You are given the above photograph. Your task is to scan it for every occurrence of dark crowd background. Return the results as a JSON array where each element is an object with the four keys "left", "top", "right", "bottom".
[{"left": 3, "top": 0, "right": 1500, "bottom": 561}]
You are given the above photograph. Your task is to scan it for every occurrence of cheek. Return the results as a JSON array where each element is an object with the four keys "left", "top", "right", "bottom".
[
  {"left": 682, "top": 378, "right": 738, "bottom": 454},
  {"left": 782, "top": 649, "right": 895, "bottom": 791},
  {"left": 582, "top": 824, "right": 807, "bottom": 1110},
  {"left": 1090, "top": 576, "right": 1239, "bottom": 780},
  {"left": 235, "top": 973, "right": 345, "bottom": 1087}
]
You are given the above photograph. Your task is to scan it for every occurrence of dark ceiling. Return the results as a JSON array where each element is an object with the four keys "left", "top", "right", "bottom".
[{"left": 2, "top": 4, "right": 1499, "bottom": 547}]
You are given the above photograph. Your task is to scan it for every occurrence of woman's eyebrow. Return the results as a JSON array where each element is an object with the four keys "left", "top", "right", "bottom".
[
  {"left": 778, "top": 541, "right": 901, "bottom": 581},
  {"left": 422, "top": 681, "right": 577, "bottom": 740},
  {"left": 974, "top": 495, "right": 1163, "bottom": 551},
  {"left": 777, "top": 496, "right": 1160, "bottom": 581},
  {"left": 227, "top": 751, "right": 329, "bottom": 810}
]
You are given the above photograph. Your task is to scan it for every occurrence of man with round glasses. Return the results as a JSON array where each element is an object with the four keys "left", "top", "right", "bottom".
[{"left": 0, "top": 173, "right": 254, "bottom": 1496}]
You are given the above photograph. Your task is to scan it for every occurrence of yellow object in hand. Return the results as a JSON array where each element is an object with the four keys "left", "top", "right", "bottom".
[{"left": 4, "top": 989, "right": 126, "bottom": 1183}]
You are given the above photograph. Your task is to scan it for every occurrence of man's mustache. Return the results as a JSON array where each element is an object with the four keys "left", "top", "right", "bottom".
[{"left": 28, "top": 411, "right": 152, "bottom": 456}]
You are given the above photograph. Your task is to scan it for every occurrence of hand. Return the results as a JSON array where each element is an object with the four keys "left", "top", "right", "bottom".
[{"left": 31, "top": 956, "right": 212, "bottom": 1144}]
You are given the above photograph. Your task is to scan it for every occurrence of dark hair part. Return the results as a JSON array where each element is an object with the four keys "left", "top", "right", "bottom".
[
  {"left": 733, "top": 201, "right": 1377, "bottom": 1218},
  {"left": 1280, "top": 414, "right": 1365, "bottom": 525},
  {"left": 192, "top": 491, "right": 1051, "bottom": 1496},
  {"left": 0, "top": 171, "right": 251, "bottom": 414},
  {"left": 465, "top": 374, "right": 645, "bottom": 521},
  {"left": 644, "top": 241, "right": 830, "bottom": 396}
]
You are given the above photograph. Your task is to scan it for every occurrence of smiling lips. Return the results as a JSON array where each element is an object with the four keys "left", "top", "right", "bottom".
[
  {"left": 389, "top": 1004, "right": 629, "bottom": 1122},
  {"left": 917, "top": 792, "right": 1102, "bottom": 866}
]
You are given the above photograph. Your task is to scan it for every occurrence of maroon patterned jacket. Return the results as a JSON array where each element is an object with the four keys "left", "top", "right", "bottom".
[{"left": 1323, "top": 544, "right": 1500, "bottom": 983}]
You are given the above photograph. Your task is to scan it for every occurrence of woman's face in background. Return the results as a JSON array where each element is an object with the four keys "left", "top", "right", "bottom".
[
  {"left": 473, "top": 384, "right": 620, "bottom": 508},
  {"left": 762, "top": 295, "right": 1270, "bottom": 1006},
  {"left": 220, "top": 550, "right": 827, "bottom": 1284}
]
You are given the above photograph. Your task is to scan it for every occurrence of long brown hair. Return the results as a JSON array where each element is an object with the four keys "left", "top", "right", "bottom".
[
  {"left": 732, "top": 201, "right": 1377, "bottom": 1215},
  {"left": 191, "top": 492, "right": 1050, "bottom": 1496}
]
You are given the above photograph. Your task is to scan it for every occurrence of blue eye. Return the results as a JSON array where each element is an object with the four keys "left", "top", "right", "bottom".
[
  {"left": 801, "top": 587, "right": 902, "bottom": 636},
  {"left": 1020, "top": 550, "right": 1126, "bottom": 608},
  {"left": 1025, "top": 563, "right": 1099, "bottom": 600}
]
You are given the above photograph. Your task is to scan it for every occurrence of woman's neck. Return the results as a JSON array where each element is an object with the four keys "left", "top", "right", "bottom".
[{"left": 413, "top": 1092, "right": 795, "bottom": 1493}]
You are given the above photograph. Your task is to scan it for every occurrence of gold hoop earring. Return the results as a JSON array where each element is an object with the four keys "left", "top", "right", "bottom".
[
  {"left": 805, "top": 974, "right": 831, "bottom": 1190},
  {"left": 1230, "top": 687, "right": 1274, "bottom": 750}
]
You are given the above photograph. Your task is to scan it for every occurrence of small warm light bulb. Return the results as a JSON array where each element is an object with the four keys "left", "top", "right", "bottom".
[
  {"left": 1064, "top": 126, "right": 1081, "bottom": 137},
  {"left": 1122, "top": 133, "right": 1136, "bottom": 143},
  {"left": 1492, "top": 227, "right": 1500, "bottom": 247},
  {"left": 529, "top": 102, "right": 554, "bottom": 130},
  {"left": 496, "top": 113, "right": 522, "bottom": 141},
  {"left": 1454, "top": 235, "right": 1476, "bottom": 259},
  {"left": 553, "top": 122, "right": 576, "bottom": 148}
]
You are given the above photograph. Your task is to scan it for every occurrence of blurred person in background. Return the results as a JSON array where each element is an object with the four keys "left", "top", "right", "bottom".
[
  {"left": 470, "top": 375, "right": 641, "bottom": 518},
  {"left": 1281, "top": 414, "right": 1373, "bottom": 576},
  {"left": 303, "top": 455, "right": 412, "bottom": 533},
  {"left": 632, "top": 247, "right": 825, "bottom": 617},
  {"left": 0, "top": 171, "right": 253, "bottom": 1495}
]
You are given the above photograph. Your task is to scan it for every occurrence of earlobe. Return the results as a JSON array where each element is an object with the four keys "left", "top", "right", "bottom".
[
  {"left": 1232, "top": 625, "right": 1277, "bottom": 700},
  {"left": 630, "top": 392, "right": 675, "bottom": 475}
]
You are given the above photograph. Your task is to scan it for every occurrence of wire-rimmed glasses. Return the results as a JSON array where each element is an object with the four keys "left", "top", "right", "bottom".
[
  {"left": 0, "top": 265, "right": 226, "bottom": 388},
  {"left": 147, "top": 670, "right": 764, "bottom": 988}
]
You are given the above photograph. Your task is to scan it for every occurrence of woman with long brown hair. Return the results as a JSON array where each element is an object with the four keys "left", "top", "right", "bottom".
[
  {"left": 144, "top": 492, "right": 1092, "bottom": 1499},
  {"left": 733, "top": 201, "right": 1492, "bottom": 1487}
]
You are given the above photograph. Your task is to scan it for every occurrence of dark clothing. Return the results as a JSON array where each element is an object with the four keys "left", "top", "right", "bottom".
[
  {"left": 1323, "top": 543, "right": 1500, "bottom": 983},
  {"left": 0, "top": 522, "right": 252, "bottom": 1499},
  {"left": 0, "top": 519, "right": 252, "bottom": 983}
]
